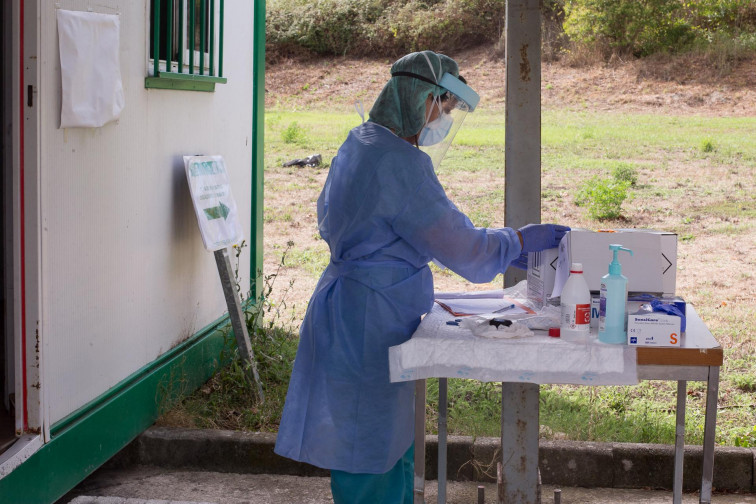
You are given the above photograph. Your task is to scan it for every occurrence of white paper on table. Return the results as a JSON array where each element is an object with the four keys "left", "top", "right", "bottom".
[{"left": 58, "top": 9, "right": 125, "bottom": 128}]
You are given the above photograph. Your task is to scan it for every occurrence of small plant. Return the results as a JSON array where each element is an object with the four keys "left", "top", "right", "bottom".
[
  {"left": 575, "top": 176, "right": 631, "bottom": 220},
  {"left": 734, "top": 425, "right": 756, "bottom": 448},
  {"left": 612, "top": 163, "right": 638, "bottom": 186},
  {"left": 158, "top": 243, "right": 299, "bottom": 431},
  {"left": 732, "top": 374, "right": 756, "bottom": 393},
  {"left": 700, "top": 138, "right": 716, "bottom": 153},
  {"left": 282, "top": 121, "right": 307, "bottom": 144}
]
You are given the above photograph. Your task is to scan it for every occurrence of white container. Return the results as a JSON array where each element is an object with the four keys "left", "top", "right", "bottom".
[
  {"left": 560, "top": 263, "right": 592, "bottom": 343},
  {"left": 553, "top": 229, "right": 677, "bottom": 297},
  {"left": 527, "top": 247, "right": 559, "bottom": 309}
]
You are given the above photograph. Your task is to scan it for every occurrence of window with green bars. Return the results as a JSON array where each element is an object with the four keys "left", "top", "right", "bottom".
[{"left": 145, "top": 0, "right": 227, "bottom": 92}]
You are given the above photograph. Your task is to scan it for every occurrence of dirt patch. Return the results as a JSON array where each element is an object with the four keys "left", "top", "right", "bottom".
[{"left": 266, "top": 45, "right": 756, "bottom": 115}]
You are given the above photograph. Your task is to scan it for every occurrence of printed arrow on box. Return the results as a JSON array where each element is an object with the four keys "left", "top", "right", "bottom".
[{"left": 203, "top": 201, "right": 230, "bottom": 220}]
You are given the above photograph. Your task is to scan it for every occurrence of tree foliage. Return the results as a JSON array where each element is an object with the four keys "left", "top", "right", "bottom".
[{"left": 266, "top": 0, "right": 756, "bottom": 59}]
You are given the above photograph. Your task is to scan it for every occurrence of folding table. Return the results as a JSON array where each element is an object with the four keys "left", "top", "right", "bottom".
[{"left": 389, "top": 303, "right": 722, "bottom": 504}]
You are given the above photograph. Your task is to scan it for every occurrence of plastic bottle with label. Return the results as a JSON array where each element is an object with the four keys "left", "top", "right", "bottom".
[
  {"left": 598, "top": 244, "right": 634, "bottom": 344},
  {"left": 560, "top": 263, "right": 592, "bottom": 343}
]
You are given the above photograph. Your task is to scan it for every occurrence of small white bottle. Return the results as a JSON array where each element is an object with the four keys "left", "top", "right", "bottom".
[{"left": 560, "top": 263, "right": 592, "bottom": 343}]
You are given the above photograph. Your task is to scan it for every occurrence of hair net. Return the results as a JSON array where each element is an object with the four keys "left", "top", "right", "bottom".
[{"left": 369, "top": 51, "right": 460, "bottom": 139}]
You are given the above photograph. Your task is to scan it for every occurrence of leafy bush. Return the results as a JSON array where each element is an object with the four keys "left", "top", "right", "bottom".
[
  {"left": 687, "top": 0, "right": 756, "bottom": 33},
  {"left": 563, "top": 0, "right": 695, "bottom": 56},
  {"left": 575, "top": 176, "right": 631, "bottom": 220},
  {"left": 266, "top": 0, "right": 756, "bottom": 60},
  {"left": 611, "top": 163, "right": 638, "bottom": 186},
  {"left": 267, "top": 0, "right": 507, "bottom": 57}
]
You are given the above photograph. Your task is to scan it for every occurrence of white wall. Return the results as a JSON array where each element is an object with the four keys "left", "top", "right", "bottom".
[{"left": 38, "top": 0, "right": 254, "bottom": 425}]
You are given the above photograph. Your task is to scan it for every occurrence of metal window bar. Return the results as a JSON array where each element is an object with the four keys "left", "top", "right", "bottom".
[
  {"left": 219, "top": 0, "right": 224, "bottom": 77},
  {"left": 152, "top": 0, "right": 223, "bottom": 79},
  {"left": 178, "top": 0, "right": 184, "bottom": 72},
  {"left": 153, "top": 0, "right": 161, "bottom": 76},
  {"left": 189, "top": 0, "right": 195, "bottom": 73},
  {"left": 209, "top": 0, "right": 215, "bottom": 76},
  {"left": 200, "top": 0, "right": 206, "bottom": 75},
  {"left": 166, "top": 0, "right": 173, "bottom": 71}
]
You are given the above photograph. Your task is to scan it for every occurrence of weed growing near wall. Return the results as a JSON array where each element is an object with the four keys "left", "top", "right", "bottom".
[{"left": 158, "top": 244, "right": 299, "bottom": 431}]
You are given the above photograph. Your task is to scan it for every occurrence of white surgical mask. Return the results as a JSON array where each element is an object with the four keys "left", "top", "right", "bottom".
[{"left": 418, "top": 112, "right": 453, "bottom": 146}]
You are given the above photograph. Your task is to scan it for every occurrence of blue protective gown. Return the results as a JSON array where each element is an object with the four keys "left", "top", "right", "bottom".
[{"left": 274, "top": 121, "right": 522, "bottom": 474}]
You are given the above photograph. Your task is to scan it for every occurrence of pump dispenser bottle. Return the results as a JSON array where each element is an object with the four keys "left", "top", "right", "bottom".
[{"left": 598, "top": 244, "right": 633, "bottom": 344}]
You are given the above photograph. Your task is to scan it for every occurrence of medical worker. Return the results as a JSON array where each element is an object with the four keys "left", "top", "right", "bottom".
[{"left": 275, "top": 51, "right": 569, "bottom": 503}]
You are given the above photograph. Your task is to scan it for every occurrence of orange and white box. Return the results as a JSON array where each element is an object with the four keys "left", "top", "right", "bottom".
[{"left": 627, "top": 312, "right": 682, "bottom": 347}]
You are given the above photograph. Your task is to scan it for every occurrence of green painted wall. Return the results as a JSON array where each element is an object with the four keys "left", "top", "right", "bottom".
[{"left": 0, "top": 314, "right": 231, "bottom": 504}]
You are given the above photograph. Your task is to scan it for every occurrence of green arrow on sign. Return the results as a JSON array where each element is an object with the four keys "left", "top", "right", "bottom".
[{"left": 203, "top": 201, "right": 230, "bottom": 220}]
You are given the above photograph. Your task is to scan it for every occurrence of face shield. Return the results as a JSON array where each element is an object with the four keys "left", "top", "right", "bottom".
[{"left": 419, "top": 72, "right": 480, "bottom": 170}]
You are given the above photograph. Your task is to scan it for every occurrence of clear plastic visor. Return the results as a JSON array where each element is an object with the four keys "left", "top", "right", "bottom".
[{"left": 419, "top": 92, "right": 470, "bottom": 170}]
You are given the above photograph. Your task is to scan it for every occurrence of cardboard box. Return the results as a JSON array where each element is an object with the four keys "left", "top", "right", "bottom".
[
  {"left": 553, "top": 229, "right": 677, "bottom": 297},
  {"left": 527, "top": 248, "right": 559, "bottom": 308},
  {"left": 627, "top": 311, "right": 683, "bottom": 347}
]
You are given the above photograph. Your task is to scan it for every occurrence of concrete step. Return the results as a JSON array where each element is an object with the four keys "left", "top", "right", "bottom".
[{"left": 107, "top": 427, "right": 756, "bottom": 493}]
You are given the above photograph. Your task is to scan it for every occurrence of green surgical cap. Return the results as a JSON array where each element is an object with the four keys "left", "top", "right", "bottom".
[{"left": 369, "top": 51, "right": 459, "bottom": 139}]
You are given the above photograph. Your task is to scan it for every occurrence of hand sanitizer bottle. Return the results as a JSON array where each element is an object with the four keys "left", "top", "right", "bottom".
[
  {"left": 560, "top": 263, "right": 591, "bottom": 343},
  {"left": 598, "top": 244, "right": 633, "bottom": 344}
]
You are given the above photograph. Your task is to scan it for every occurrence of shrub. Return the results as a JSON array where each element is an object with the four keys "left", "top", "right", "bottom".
[
  {"left": 267, "top": 0, "right": 507, "bottom": 58},
  {"left": 266, "top": 0, "right": 756, "bottom": 60},
  {"left": 563, "top": 0, "right": 695, "bottom": 57},
  {"left": 575, "top": 176, "right": 631, "bottom": 220},
  {"left": 611, "top": 163, "right": 638, "bottom": 186}
]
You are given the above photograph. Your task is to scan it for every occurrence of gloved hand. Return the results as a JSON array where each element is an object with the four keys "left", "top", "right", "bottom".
[
  {"left": 517, "top": 224, "right": 570, "bottom": 253},
  {"left": 509, "top": 252, "right": 528, "bottom": 271}
]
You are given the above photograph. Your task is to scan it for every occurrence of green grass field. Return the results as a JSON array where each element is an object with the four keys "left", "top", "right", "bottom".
[{"left": 163, "top": 106, "right": 756, "bottom": 448}]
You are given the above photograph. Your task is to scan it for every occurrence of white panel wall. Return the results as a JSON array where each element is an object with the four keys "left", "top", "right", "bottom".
[{"left": 38, "top": 0, "right": 254, "bottom": 424}]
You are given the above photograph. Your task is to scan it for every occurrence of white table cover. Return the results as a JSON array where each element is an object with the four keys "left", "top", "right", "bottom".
[{"left": 389, "top": 303, "right": 638, "bottom": 385}]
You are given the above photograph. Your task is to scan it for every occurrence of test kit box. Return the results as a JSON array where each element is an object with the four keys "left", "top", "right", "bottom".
[
  {"left": 590, "top": 296, "right": 600, "bottom": 329},
  {"left": 553, "top": 229, "right": 677, "bottom": 297},
  {"left": 527, "top": 248, "right": 559, "bottom": 308},
  {"left": 627, "top": 312, "right": 683, "bottom": 347}
]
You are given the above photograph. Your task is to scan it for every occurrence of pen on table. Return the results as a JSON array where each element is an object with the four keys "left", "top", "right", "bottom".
[{"left": 492, "top": 304, "right": 516, "bottom": 314}]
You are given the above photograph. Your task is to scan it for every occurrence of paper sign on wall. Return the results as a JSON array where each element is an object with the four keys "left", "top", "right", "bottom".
[
  {"left": 184, "top": 155, "right": 244, "bottom": 251},
  {"left": 57, "top": 9, "right": 125, "bottom": 128}
]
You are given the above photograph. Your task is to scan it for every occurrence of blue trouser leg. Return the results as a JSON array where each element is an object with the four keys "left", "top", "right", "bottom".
[{"left": 331, "top": 444, "right": 414, "bottom": 504}]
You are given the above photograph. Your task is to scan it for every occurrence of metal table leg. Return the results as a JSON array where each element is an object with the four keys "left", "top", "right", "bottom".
[
  {"left": 438, "top": 378, "right": 448, "bottom": 504},
  {"left": 673, "top": 380, "right": 687, "bottom": 504},
  {"left": 414, "top": 379, "right": 426, "bottom": 504},
  {"left": 700, "top": 366, "right": 719, "bottom": 504}
]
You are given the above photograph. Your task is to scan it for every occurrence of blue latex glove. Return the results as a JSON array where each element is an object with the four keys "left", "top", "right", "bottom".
[
  {"left": 509, "top": 252, "right": 528, "bottom": 270},
  {"left": 517, "top": 224, "right": 570, "bottom": 253}
]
